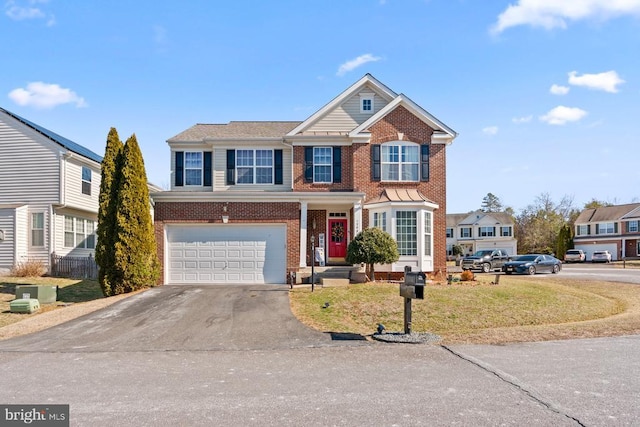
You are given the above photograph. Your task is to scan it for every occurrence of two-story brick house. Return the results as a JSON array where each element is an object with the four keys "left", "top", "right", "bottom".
[
  {"left": 446, "top": 211, "right": 517, "bottom": 258},
  {"left": 573, "top": 203, "right": 640, "bottom": 261},
  {"left": 0, "top": 107, "right": 102, "bottom": 274},
  {"left": 151, "top": 74, "right": 457, "bottom": 284}
]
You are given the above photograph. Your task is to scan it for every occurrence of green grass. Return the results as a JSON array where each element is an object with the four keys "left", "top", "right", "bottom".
[
  {"left": 290, "top": 276, "right": 631, "bottom": 343},
  {"left": 0, "top": 277, "right": 103, "bottom": 328}
]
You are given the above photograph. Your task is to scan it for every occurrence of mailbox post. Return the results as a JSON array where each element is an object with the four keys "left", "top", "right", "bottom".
[{"left": 399, "top": 266, "right": 426, "bottom": 334}]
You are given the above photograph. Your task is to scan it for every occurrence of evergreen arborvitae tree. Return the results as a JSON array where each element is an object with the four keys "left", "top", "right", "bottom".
[
  {"left": 346, "top": 228, "right": 399, "bottom": 281},
  {"left": 555, "top": 224, "right": 573, "bottom": 260},
  {"left": 96, "top": 128, "right": 123, "bottom": 296},
  {"left": 112, "top": 134, "right": 159, "bottom": 294}
]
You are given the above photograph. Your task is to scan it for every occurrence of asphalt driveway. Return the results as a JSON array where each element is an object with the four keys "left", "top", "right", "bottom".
[{"left": 0, "top": 285, "right": 365, "bottom": 352}]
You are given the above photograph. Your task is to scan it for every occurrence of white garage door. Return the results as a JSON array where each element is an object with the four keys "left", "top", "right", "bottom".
[
  {"left": 576, "top": 244, "right": 618, "bottom": 261},
  {"left": 166, "top": 224, "right": 286, "bottom": 284}
]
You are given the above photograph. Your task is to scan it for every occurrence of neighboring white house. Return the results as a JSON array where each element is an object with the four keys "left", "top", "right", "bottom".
[
  {"left": 446, "top": 211, "right": 517, "bottom": 257},
  {"left": 0, "top": 107, "right": 102, "bottom": 274}
]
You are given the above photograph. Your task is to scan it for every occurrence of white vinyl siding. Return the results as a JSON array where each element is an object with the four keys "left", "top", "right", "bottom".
[
  {"left": 213, "top": 146, "right": 292, "bottom": 191},
  {"left": 63, "top": 160, "right": 100, "bottom": 213},
  {"left": 306, "top": 92, "right": 389, "bottom": 133},
  {"left": 0, "top": 117, "right": 60, "bottom": 203},
  {"left": 0, "top": 208, "right": 17, "bottom": 270}
]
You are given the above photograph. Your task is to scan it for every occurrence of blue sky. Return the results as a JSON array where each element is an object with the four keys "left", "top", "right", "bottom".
[{"left": 2, "top": 0, "right": 638, "bottom": 213}]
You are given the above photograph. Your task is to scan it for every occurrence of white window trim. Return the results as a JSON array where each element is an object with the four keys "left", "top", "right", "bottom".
[
  {"left": 184, "top": 151, "right": 203, "bottom": 186},
  {"left": 81, "top": 166, "right": 92, "bottom": 196},
  {"left": 629, "top": 221, "right": 638, "bottom": 233},
  {"left": 64, "top": 215, "right": 96, "bottom": 249},
  {"left": 359, "top": 93, "right": 374, "bottom": 114},
  {"left": 31, "top": 212, "right": 45, "bottom": 248},
  {"left": 236, "top": 149, "right": 274, "bottom": 185},
  {"left": 598, "top": 222, "right": 615, "bottom": 235},
  {"left": 313, "top": 147, "right": 332, "bottom": 184},
  {"left": 381, "top": 141, "right": 420, "bottom": 182},
  {"left": 479, "top": 226, "right": 495, "bottom": 237},
  {"left": 461, "top": 227, "right": 472, "bottom": 238}
]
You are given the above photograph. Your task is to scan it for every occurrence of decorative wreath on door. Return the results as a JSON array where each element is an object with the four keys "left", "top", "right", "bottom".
[{"left": 332, "top": 223, "right": 344, "bottom": 241}]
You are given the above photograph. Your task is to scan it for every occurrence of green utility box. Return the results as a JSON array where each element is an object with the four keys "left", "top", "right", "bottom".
[
  {"left": 10, "top": 298, "right": 41, "bottom": 314},
  {"left": 15, "top": 285, "right": 57, "bottom": 304}
]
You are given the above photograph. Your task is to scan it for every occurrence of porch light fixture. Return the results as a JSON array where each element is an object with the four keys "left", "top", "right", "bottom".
[{"left": 222, "top": 215, "right": 229, "bottom": 224}]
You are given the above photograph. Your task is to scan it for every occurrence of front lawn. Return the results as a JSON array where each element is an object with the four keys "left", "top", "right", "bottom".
[
  {"left": 0, "top": 277, "right": 103, "bottom": 329},
  {"left": 290, "top": 276, "right": 640, "bottom": 344}
]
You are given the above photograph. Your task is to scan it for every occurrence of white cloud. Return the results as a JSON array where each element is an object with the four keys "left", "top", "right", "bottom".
[
  {"left": 8, "top": 82, "right": 87, "bottom": 109},
  {"left": 5, "top": 0, "right": 55, "bottom": 25},
  {"left": 336, "top": 54, "right": 382, "bottom": 76},
  {"left": 568, "top": 70, "right": 625, "bottom": 93},
  {"left": 539, "top": 105, "right": 587, "bottom": 125},
  {"left": 512, "top": 115, "right": 533, "bottom": 124},
  {"left": 491, "top": 0, "right": 640, "bottom": 34},
  {"left": 550, "top": 84, "right": 570, "bottom": 95},
  {"left": 482, "top": 126, "right": 499, "bottom": 135}
]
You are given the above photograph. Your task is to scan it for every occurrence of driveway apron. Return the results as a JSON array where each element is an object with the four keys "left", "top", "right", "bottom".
[{"left": 0, "top": 285, "right": 365, "bottom": 352}]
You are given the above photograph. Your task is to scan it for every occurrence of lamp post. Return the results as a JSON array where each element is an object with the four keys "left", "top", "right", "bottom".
[{"left": 310, "top": 235, "right": 315, "bottom": 292}]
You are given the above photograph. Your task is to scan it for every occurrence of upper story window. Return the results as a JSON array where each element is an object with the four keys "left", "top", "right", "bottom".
[
  {"left": 64, "top": 216, "right": 96, "bottom": 249},
  {"left": 31, "top": 212, "right": 44, "bottom": 247},
  {"left": 359, "top": 94, "right": 374, "bottom": 113},
  {"left": 446, "top": 228, "right": 453, "bottom": 238},
  {"left": 577, "top": 225, "right": 589, "bottom": 236},
  {"left": 501, "top": 226, "right": 512, "bottom": 237},
  {"left": 381, "top": 143, "right": 419, "bottom": 182},
  {"left": 460, "top": 227, "right": 472, "bottom": 238},
  {"left": 373, "top": 212, "right": 387, "bottom": 232},
  {"left": 597, "top": 222, "right": 616, "bottom": 234},
  {"left": 185, "top": 152, "right": 203, "bottom": 186},
  {"left": 479, "top": 226, "right": 495, "bottom": 237},
  {"left": 313, "top": 147, "right": 332, "bottom": 183},
  {"left": 628, "top": 221, "right": 638, "bottom": 233},
  {"left": 82, "top": 167, "right": 92, "bottom": 195},
  {"left": 237, "top": 149, "right": 273, "bottom": 184}
]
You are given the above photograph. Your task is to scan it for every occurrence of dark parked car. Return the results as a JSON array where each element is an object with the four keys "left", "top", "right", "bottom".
[{"left": 502, "top": 254, "right": 562, "bottom": 275}]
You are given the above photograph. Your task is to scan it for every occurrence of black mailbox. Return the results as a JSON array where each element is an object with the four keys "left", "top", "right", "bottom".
[{"left": 400, "top": 268, "right": 426, "bottom": 300}]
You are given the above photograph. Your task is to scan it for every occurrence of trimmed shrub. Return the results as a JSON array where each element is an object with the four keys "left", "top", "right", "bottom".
[{"left": 460, "top": 270, "right": 474, "bottom": 282}]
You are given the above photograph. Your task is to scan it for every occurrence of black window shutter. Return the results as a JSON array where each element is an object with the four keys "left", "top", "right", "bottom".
[
  {"left": 226, "top": 150, "right": 235, "bottom": 185},
  {"left": 626, "top": 222, "right": 630, "bottom": 232},
  {"left": 595, "top": 224, "right": 599, "bottom": 234},
  {"left": 203, "top": 152, "right": 212, "bottom": 187},
  {"left": 587, "top": 224, "right": 591, "bottom": 235},
  {"left": 615, "top": 222, "right": 618, "bottom": 233},
  {"left": 304, "top": 147, "right": 313, "bottom": 183},
  {"left": 274, "top": 149, "right": 283, "bottom": 185},
  {"left": 371, "top": 145, "right": 381, "bottom": 181},
  {"left": 175, "top": 151, "right": 184, "bottom": 187},
  {"left": 420, "top": 144, "right": 430, "bottom": 181},
  {"left": 332, "top": 146, "right": 341, "bottom": 183}
]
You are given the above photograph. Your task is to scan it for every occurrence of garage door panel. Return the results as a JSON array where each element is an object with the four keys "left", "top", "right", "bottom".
[{"left": 167, "top": 225, "right": 286, "bottom": 284}]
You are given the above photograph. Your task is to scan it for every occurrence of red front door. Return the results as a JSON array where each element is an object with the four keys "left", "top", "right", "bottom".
[{"left": 328, "top": 219, "right": 348, "bottom": 258}]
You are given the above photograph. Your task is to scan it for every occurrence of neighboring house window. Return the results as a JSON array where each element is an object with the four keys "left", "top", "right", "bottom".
[
  {"left": 424, "top": 212, "right": 432, "bottom": 256},
  {"left": 65, "top": 216, "right": 96, "bottom": 249},
  {"left": 460, "top": 227, "right": 471, "bottom": 238},
  {"left": 381, "top": 143, "right": 419, "bottom": 181},
  {"left": 479, "top": 226, "right": 495, "bottom": 237},
  {"left": 373, "top": 212, "right": 387, "bottom": 232},
  {"left": 31, "top": 212, "right": 44, "bottom": 247},
  {"left": 577, "top": 225, "right": 588, "bottom": 236},
  {"left": 313, "top": 147, "right": 332, "bottom": 183},
  {"left": 446, "top": 228, "right": 453, "bottom": 238},
  {"left": 597, "top": 222, "right": 615, "bottom": 234},
  {"left": 237, "top": 149, "right": 273, "bottom": 184},
  {"left": 501, "top": 226, "right": 512, "bottom": 237},
  {"left": 82, "top": 167, "right": 92, "bottom": 195},
  {"left": 628, "top": 221, "right": 639, "bottom": 233},
  {"left": 396, "top": 211, "right": 417, "bottom": 256},
  {"left": 185, "top": 152, "right": 203, "bottom": 186}
]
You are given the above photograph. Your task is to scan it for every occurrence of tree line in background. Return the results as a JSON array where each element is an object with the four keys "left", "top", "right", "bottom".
[
  {"left": 95, "top": 128, "right": 159, "bottom": 297},
  {"left": 478, "top": 192, "right": 616, "bottom": 258}
]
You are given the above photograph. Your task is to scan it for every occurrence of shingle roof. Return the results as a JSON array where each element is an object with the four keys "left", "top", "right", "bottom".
[
  {"left": 168, "top": 121, "right": 302, "bottom": 142},
  {"left": 365, "top": 189, "right": 436, "bottom": 205},
  {"left": 0, "top": 107, "right": 103, "bottom": 163},
  {"left": 446, "top": 211, "right": 515, "bottom": 227},
  {"left": 575, "top": 203, "right": 640, "bottom": 223}
]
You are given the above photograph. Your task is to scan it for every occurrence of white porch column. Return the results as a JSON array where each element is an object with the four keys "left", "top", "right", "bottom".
[
  {"left": 300, "top": 201, "right": 308, "bottom": 267},
  {"left": 354, "top": 202, "right": 363, "bottom": 236}
]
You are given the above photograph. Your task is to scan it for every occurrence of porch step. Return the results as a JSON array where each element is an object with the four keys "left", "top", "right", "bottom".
[
  {"left": 296, "top": 265, "right": 365, "bottom": 284},
  {"left": 320, "top": 278, "right": 350, "bottom": 287}
]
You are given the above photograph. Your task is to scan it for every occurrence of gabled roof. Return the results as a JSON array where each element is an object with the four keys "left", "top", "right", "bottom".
[
  {"left": 349, "top": 94, "right": 457, "bottom": 142},
  {"left": 575, "top": 203, "right": 640, "bottom": 223},
  {"left": 168, "top": 121, "right": 301, "bottom": 142},
  {"left": 0, "top": 107, "right": 102, "bottom": 163},
  {"left": 447, "top": 211, "right": 514, "bottom": 227},
  {"left": 286, "top": 74, "right": 397, "bottom": 136}
]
